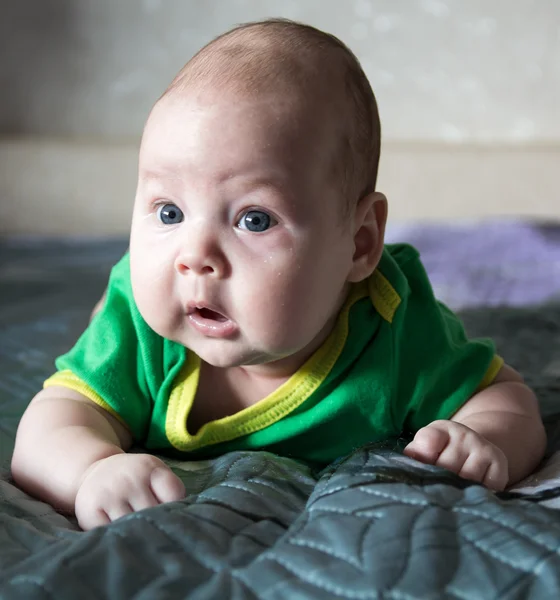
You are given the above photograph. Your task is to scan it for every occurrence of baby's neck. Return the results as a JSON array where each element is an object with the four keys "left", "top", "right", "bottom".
[
  {"left": 203, "top": 361, "right": 292, "bottom": 405},
  {"left": 190, "top": 310, "right": 342, "bottom": 431},
  {"left": 188, "top": 362, "right": 290, "bottom": 434}
]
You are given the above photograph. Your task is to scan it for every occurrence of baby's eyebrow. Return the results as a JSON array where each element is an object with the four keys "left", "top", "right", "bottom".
[
  {"left": 238, "top": 177, "right": 282, "bottom": 194},
  {"left": 228, "top": 171, "right": 292, "bottom": 196},
  {"left": 138, "top": 169, "right": 292, "bottom": 208},
  {"left": 138, "top": 169, "right": 185, "bottom": 184},
  {"left": 139, "top": 169, "right": 282, "bottom": 189}
]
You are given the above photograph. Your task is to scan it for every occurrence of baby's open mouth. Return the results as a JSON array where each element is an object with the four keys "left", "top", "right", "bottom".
[
  {"left": 186, "top": 303, "right": 237, "bottom": 337},
  {"left": 196, "top": 307, "right": 228, "bottom": 322}
]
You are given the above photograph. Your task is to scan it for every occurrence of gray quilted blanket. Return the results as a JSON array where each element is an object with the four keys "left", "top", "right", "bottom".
[{"left": 1, "top": 221, "right": 560, "bottom": 599}]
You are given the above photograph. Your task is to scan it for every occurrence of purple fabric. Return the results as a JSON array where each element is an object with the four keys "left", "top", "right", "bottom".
[{"left": 386, "top": 220, "right": 560, "bottom": 309}]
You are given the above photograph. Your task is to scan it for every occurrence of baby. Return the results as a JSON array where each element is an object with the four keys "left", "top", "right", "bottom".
[{"left": 12, "top": 19, "right": 546, "bottom": 531}]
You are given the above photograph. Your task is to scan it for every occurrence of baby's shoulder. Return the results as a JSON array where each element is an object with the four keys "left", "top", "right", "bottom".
[
  {"left": 373, "top": 243, "right": 425, "bottom": 299},
  {"left": 383, "top": 243, "right": 420, "bottom": 268},
  {"left": 370, "top": 242, "right": 441, "bottom": 326}
]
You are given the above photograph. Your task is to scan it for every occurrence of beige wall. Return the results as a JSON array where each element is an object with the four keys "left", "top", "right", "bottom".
[{"left": 1, "top": 0, "right": 559, "bottom": 235}]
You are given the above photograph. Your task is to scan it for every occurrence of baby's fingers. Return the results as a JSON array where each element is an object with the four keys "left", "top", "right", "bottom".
[
  {"left": 482, "top": 453, "right": 509, "bottom": 492},
  {"left": 150, "top": 467, "right": 185, "bottom": 504},
  {"left": 457, "top": 452, "right": 493, "bottom": 484},
  {"left": 403, "top": 423, "right": 451, "bottom": 465},
  {"left": 77, "top": 506, "right": 111, "bottom": 531},
  {"left": 105, "top": 499, "right": 135, "bottom": 523},
  {"left": 128, "top": 485, "right": 161, "bottom": 513}
]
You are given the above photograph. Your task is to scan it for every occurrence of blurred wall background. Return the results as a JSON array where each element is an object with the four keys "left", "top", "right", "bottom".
[{"left": 0, "top": 0, "right": 558, "bottom": 235}]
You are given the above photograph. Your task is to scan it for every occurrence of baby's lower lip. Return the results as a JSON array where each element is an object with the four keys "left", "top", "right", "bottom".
[{"left": 187, "top": 309, "right": 237, "bottom": 338}]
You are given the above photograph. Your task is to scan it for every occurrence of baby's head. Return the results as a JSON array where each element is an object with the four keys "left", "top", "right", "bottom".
[
  {"left": 130, "top": 19, "right": 388, "bottom": 374},
  {"left": 162, "top": 18, "right": 382, "bottom": 215}
]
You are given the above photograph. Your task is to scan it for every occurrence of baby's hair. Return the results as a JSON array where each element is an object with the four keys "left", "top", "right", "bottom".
[{"left": 164, "top": 18, "right": 381, "bottom": 214}]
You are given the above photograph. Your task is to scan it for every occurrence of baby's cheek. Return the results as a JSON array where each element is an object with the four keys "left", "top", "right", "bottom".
[
  {"left": 259, "top": 287, "right": 316, "bottom": 349},
  {"left": 131, "top": 266, "right": 176, "bottom": 336},
  {"left": 132, "top": 282, "right": 158, "bottom": 328},
  {"left": 237, "top": 280, "right": 289, "bottom": 339}
]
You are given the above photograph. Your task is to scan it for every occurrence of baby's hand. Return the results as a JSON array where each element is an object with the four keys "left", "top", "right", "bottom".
[
  {"left": 74, "top": 453, "right": 185, "bottom": 530},
  {"left": 403, "top": 420, "right": 509, "bottom": 491}
]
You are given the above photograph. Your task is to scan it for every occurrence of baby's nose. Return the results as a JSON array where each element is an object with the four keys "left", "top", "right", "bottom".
[
  {"left": 175, "top": 255, "right": 216, "bottom": 276},
  {"left": 174, "top": 230, "right": 226, "bottom": 277}
]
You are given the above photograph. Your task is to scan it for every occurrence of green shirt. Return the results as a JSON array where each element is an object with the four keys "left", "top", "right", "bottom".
[{"left": 45, "top": 244, "right": 502, "bottom": 465}]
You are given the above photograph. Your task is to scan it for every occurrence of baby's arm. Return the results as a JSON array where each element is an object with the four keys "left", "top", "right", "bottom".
[
  {"left": 404, "top": 364, "right": 546, "bottom": 490},
  {"left": 11, "top": 386, "right": 185, "bottom": 529}
]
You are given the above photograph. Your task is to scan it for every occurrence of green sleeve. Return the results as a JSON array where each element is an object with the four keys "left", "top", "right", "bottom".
[
  {"left": 46, "top": 253, "right": 163, "bottom": 442},
  {"left": 389, "top": 248, "right": 502, "bottom": 434}
]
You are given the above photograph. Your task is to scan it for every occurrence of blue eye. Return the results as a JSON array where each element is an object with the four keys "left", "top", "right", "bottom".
[
  {"left": 238, "top": 210, "right": 274, "bottom": 232},
  {"left": 157, "top": 203, "right": 184, "bottom": 225}
]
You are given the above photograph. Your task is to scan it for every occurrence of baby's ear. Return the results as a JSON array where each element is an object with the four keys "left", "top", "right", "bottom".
[{"left": 347, "top": 192, "right": 388, "bottom": 283}]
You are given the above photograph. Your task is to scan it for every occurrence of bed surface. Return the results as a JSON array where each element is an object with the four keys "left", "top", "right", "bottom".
[{"left": 1, "top": 221, "right": 560, "bottom": 599}]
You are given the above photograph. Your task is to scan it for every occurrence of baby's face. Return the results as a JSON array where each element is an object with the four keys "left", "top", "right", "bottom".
[{"left": 129, "top": 92, "right": 356, "bottom": 372}]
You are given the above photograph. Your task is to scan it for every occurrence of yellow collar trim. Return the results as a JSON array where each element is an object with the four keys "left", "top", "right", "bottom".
[
  {"left": 165, "top": 266, "right": 402, "bottom": 452},
  {"left": 165, "top": 281, "right": 370, "bottom": 451},
  {"left": 369, "top": 269, "right": 401, "bottom": 323}
]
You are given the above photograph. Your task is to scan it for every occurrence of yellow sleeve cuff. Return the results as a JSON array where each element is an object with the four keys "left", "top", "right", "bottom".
[
  {"left": 476, "top": 355, "right": 505, "bottom": 392},
  {"left": 44, "top": 370, "right": 127, "bottom": 426}
]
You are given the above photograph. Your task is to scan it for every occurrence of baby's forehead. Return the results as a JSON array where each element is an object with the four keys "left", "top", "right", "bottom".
[
  {"left": 144, "top": 89, "right": 337, "bottom": 166},
  {"left": 140, "top": 88, "right": 342, "bottom": 200},
  {"left": 165, "top": 30, "right": 349, "bottom": 114},
  {"left": 155, "top": 57, "right": 341, "bottom": 135}
]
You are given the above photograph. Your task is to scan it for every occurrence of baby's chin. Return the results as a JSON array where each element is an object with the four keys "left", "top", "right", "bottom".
[
  {"left": 194, "top": 346, "right": 275, "bottom": 369},
  {"left": 149, "top": 321, "right": 296, "bottom": 369},
  {"left": 183, "top": 338, "right": 291, "bottom": 370}
]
